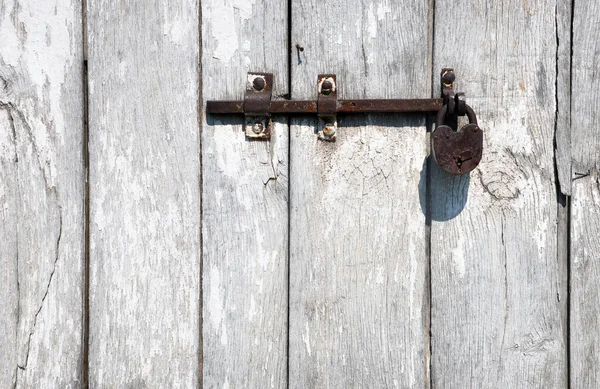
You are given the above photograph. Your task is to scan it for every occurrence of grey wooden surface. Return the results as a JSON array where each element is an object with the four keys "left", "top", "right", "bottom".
[
  {"left": 87, "top": 0, "right": 201, "bottom": 386},
  {"left": 2, "top": 0, "right": 600, "bottom": 387},
  {"left": 555, "top": 0, "right": 573, "bottom": 196},
  {"left": 0, "top": 0, "right": 85, "bottom": 387},
  {"left": 201, "top": 0, "right": 289, "bottom": 387},
  {"left": 570, "top": 1, "right": 600, "bottom": 387},
  {"left": 430, "top": 0, "right": 567, "bottom": 387},
  {"left": 288, "top": 1, "right": 431, "bottom": 387}
]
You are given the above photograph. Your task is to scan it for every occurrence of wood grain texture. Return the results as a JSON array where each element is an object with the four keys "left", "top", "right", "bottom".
[
  {"left": 571, "top": 175, "right": 600, "bottom": 388},
  {"left": 430, "top": 1, "right": 567, "bottom": 387},
  {"left": 570, "top": 1, "right": 600, "bottom": 387},
  {"left": 87, "top": 1, "right": 200, "bottom": 386},
  {"left": 289, "top": 1, "right": 431, "bottom": 387},
  {"left": 201, "top": 0, "right": 289, "bottom": 387},
  {"left": 555, "top": 0, "right": 572, "bottom": 196},
  {"left": 0, "top": 0, "right": 84, "bottom": 387}
]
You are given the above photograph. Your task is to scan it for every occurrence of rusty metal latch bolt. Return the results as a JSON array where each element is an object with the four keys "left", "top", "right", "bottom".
[{"left": 206, "top": 68, "right": 484, "bottom": 175}]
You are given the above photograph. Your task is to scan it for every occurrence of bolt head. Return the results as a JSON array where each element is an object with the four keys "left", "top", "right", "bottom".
[
  {"left": 323, "top": 123, "right": 336, "bottom": 137},
  {"left": 321, "top": 80, "right": 333, "bottom": 94},
  {"left": 252, "top": 122, "right": 264, "bottom": 134},
  {"left": 253, "top": 77, "right": 266, "bottom": 91},
  {"left": 442, "top": 71, "right": 455, "bottom": 85}
]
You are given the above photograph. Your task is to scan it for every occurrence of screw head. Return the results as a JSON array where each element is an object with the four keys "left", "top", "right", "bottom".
[
  {"left": 252, "top": 122, "right": 264, "bottom": 134},
  {"left": 253, "top": 77, "right": 266, "bottom": 91},
  {"left": 442, "top": 71, "right": 455, "bottom": 85},
  {"left": 321, "top": 80, "right": 333, "bottom": 94},
  {"left": 323, "top": 122, "right": 336, "bottom": 137}
]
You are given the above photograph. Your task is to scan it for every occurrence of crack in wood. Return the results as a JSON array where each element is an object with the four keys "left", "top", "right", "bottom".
[{"left": 17, "top": 209, "right": 62, "bottom": 375}]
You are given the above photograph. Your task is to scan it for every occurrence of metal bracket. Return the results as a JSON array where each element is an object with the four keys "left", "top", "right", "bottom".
[
  {"left": 441, "top": 68, "right": 466, "bottom": 118},
  {"left": 441, "top": 68, "right": 455, "bottom": 105},
  {"left": 317, "top": 74, "right": 337, "bottom": 141},
  {"left": 244, "top": 72, "right": 273, "bottom": 139}
]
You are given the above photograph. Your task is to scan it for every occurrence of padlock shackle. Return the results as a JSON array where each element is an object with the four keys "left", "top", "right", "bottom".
[{"left": 436, "top": 104, "right": 478, "bottom": 127}]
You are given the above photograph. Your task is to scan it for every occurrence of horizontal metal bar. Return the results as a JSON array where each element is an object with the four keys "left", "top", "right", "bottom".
[
  {"left": 206, "top": 98, "right": 444, "bottom": 115},
  {"left": 337, "top": 99, "right": 443, "bottom": 113}
]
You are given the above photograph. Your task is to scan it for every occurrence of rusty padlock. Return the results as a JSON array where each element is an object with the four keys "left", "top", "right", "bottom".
[{"left": 432, "top": 104, "right": 483, "bottom": 175}]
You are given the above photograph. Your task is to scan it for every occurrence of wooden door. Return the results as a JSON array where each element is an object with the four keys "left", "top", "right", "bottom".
[{"left": 2, "top": 0, "right": 600, "bottom": 388}]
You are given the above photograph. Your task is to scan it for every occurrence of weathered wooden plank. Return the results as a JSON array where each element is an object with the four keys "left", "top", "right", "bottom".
[
  {"left": 570, "top": 2, "right": 600, "bottom": 387},
  {"left": 571, "top": 176, "right": 600, "bottom": 388},
  {"left": 430, "top": 1, "right": 567, "bottom": 387},
  {"left": 289, "top": 2, "right": 431, "bottom": 387},
  {"left": 87, "top": 1, "right": 200, "bottom": 386},
  {"left": 0, "top": 0, "right": 84, "bottom": 387},
  {"left": 554, "top": 0, "right": 572, "bottom": 368},
  {"left": 201, "top": 0, "right": 289, "bottom": 387},
  {"left": 555, "top": 0, "right": 572, "bottom": 196}
]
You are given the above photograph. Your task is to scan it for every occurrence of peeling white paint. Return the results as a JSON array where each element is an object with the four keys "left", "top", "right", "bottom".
[
  {"left": 215, "top": 188, "right": 223, "bottom": 207},
  {"left": 242, "top": 39, "right": 252, "bottom": 67},
  {"left": 409, "top": 250, "right": 416, "bottom": 319},
  {"left": 303, "top": 322, "right": 311, "bottom": 356},
  {"left": 255, "top": 277, "right": 264, "bottom": 294},
  {"left": 209, "top": 266, "right": 224, "bottom": 328},
  {"left": 162, "top": 2, "right": 190, "bottom": 47},
  {"left": 494, "top": 99, "right": 534, "bottom": 155},
  {"left": 377, "top": 3, "right": 391, "bottom": 20},
  {"left": 248, "top": 295, "right": 256, "bottom": 321},
  {"left": 0, "top": 0, "right": 78, "bottom": 190},
  {"left": 533, "top": 211, "right": 549, "bottom": 258},
  {"left": 375, "top": 265, "right": 385, "bottom": 284},
  {"left": 367, "top": 4, "right": 377, "bottom": 38},
  {"left": 220, "top": 322, "right": 228, "bottom": 345},
  {"left": 213, "top": 121, "right": 241, "bottom": 178},
  {"left": 451, "top": 234, "right": 466, "bottom": 277},
  {"left": 204, "top": 0, "right": 256, "bottom": 63}
]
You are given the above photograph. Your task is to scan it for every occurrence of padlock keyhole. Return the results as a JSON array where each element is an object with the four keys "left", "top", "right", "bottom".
[{"left": 454, "top": 156, "right": 473, "bottom": 172}]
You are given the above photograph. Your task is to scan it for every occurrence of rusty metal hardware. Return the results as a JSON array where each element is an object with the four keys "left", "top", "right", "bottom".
[
  {"left": 441, "top": 67, "right": 467, "bottom": 118},
  {"left": 207, "top": 69, "right": 483, "bottom": 174},
  {"left": 432, "top": 68, "right": 484, "bottom": 175},
  {"left": 244, "top": 73, "right": 272, "bottom": 138},
  {"left": 208, "top": 96, "right": 444, "bottom": 115},
  {"left": 206, "top": 72, "right": 445, "bottom": 122},
  {"left": 317, "top": 74, "right": 337, "bottom": 141},
  {"left": 432, "top": 104, "right": 483, "bottom": 175}
]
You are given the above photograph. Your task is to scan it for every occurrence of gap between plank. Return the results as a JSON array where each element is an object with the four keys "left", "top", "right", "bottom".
[
  {"left": 286, "top": 0, "right": 292, "bottom": 387},
  {"left": 81, "top": 0, "right": 90, "bottom": 386},
  {"left": 567, "top": 2, "right": 575, "bottom": 386},
  {"left": 566, "top": 195, "right": 572, "bottom": 389},
  {"left": 426, "top": 0, "right": 436, "bottom": 387},
  {"left": 198, "top": 0, "right": 204, "bottom": 385}
]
